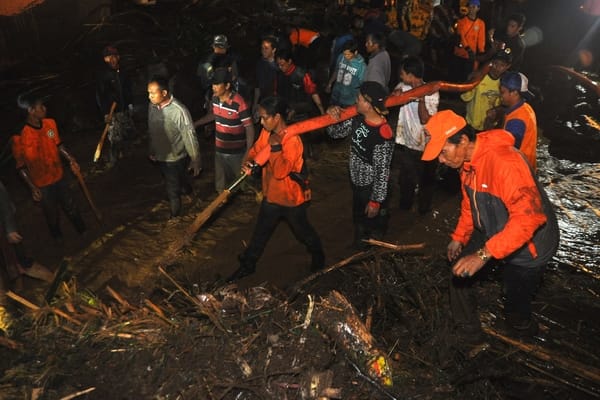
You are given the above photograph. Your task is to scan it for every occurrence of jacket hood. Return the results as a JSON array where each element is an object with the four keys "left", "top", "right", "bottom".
[{"left": 471, "top": 129, "right": 516, "bottom": 164}]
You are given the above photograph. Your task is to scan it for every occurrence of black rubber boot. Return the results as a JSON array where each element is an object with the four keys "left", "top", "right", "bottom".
[{"left": 226, "top": 255, "right": 256, "bottom": 282}]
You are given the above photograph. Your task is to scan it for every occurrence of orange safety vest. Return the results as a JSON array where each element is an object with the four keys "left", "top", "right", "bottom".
[{"left": 504, "top": 102, "right": 537, "bottom": 171}]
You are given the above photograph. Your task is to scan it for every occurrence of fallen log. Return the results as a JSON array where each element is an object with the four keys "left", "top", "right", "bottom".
[{"left": 313, "top": 290, "right": 394, "bottom": 388}]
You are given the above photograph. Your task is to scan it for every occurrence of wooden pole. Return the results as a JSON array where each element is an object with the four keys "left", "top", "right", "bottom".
[{"left": 93, "top": 101, "right": 117, "bottom": 162}]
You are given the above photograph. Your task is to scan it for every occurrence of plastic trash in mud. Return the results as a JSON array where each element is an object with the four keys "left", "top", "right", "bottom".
[{"left": 313, "top": 290, "right": 393, "bottom": 387}]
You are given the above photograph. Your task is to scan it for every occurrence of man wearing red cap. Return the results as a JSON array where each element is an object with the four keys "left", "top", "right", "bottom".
[{"left": 421, "top": 109, "right": 559, "bottom": 339}]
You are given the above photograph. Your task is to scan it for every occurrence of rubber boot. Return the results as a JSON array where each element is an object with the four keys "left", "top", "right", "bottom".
[{"left": 226, "top": 255, "right": 256, "bottom": 282}]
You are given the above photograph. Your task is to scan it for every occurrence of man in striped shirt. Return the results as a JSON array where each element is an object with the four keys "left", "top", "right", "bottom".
[{"left": 195, "top": 68, "right": 255, "bottom": 192}]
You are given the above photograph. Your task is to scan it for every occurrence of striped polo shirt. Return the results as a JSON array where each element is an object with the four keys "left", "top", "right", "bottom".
[{"left": 212, "top": 92, "right": 252, "bottom": 154}]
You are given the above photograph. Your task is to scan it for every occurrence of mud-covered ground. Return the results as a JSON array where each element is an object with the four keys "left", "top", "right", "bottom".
[{"left": 1, "top": 1, "right": 600, "bottom": 399}]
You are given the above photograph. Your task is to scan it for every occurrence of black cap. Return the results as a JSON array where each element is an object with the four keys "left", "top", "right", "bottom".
[
  {"left": 360, "top": 81, "right": 389, "bottom": 115},
  {"left": 211, "top": 68, "right": 232, "bottom": 84}
]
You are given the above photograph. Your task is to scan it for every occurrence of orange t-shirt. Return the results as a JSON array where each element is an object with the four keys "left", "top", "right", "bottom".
[{"left": 12, "top": 118, "right": 64, "bottom": 187}]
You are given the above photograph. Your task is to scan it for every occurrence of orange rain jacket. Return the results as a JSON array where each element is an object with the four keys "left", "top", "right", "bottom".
[
  {"left": 451, "top": 129, "right": 558, "bottom": 267},
  {"left": 248, "top": 128, "right": 307, "bottom": 207}
]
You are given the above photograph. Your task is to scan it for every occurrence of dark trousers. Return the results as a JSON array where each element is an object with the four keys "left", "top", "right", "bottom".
[
  {"left": 158, "top": 158, "right": 192, "bottom": 218},
  {"left": 449, "top": 54, "right": 475, "bottom": 83},
  {"left": 40, "top": 178, "right": 86, "bottom": 238},
  {"left": 397, "top": 145, "right": 438, "bottom": 213},
  {"left": 241, "top": 200, "right": 324, "bottom": 267},
  {"left": 449, "top": 230, "right": 545, "bottom": 330},
  {"left": 352, "top": 184, "right": 390, "bottom": 244}
]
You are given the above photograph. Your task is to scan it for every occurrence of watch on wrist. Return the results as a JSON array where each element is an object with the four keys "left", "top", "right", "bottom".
[{"left": 477, "top": 248, "right": 489, "bottom": 262}]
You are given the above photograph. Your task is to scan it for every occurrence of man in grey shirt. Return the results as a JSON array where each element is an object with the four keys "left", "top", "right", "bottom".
[
  {"left": 147, "top": 76, "right": 202, "bottom": 219},
  {"left": 364, "top": 32, "right": 391, "bottom": 89}
]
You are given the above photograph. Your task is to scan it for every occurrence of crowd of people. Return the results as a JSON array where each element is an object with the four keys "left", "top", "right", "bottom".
[{"left": 0, "top": 0, "right": 562, "bottom": 346}]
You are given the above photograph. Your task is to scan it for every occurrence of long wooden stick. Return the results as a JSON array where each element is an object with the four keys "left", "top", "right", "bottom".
[
  {"left": 6, "top": 291, "right": 82, "bottom": 326},
  {"left": 73, "top": 167, "right": 102, "bottom": 222},
  {"left": 93, "top": 101, "right": 117, "bottom": 162},
  {"left": 59, "top": 386, "right": 96, "bottom": 400},
  {"left": 363, "top": 239, "right": 425, "bottom": 252}
]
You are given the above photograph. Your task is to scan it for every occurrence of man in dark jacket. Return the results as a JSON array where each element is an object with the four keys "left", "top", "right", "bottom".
[
  {"left": 96, "top": 45, "right": 135, "bottom": 168},
  {"left": 422, "top": 109, "right": 559, "bottom": 338}
]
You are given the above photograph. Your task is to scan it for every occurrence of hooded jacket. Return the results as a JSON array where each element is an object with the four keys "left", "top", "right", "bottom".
[{"left": 451, "top": 129, "right": 559, "bottom": 267}]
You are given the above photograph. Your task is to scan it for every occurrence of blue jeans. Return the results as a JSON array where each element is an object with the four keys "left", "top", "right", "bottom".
[{"left": 158, "top": 158, "right": 192, "bottom": 218}]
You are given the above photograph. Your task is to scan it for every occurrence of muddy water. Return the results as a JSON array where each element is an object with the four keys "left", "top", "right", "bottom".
[
  {"left": 539, "top": 146, "right": 600, "bottom": 276},
  {"left": 536, "top": 68, "right": 600, "bottom": 276}
]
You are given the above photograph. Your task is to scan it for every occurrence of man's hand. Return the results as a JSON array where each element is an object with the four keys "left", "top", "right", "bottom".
[
  {"left": 188, "top": 159, "right": 203, "bottom": 177},
  {"left": 365, "top": 201, "right": 380, "bottom": 218},
  {"left": 326, "top": 105, "right": 342, "bottom": 120},
  {"left": 447, "top": 240, "right": 463, "bottom": 261},
  {"left": 104, "top": 114, "right": 112, "bottom": 124},
  {"left": 241, "top": 160, "right": 258, "bottom": 176},
  {"left": 31, "top": 186, "right": 42, "bottom": 202},
  {"left": 451, "top": 253, "right": 486, "bottom": 278},
  {"left": 6, "top": 231, "right": 22, "bottom": 244}
]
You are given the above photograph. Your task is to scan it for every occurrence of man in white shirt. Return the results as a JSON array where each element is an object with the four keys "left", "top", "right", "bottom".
[{"left": 392, "top": 55, "right": 439, "bottom": 214}]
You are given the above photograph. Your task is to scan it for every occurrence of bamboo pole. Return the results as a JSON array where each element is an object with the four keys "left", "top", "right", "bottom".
[
  {"left": 483, "top": 326, "right": 600, "bottom": 384},
  {"left": 6, "top": 291, "right": 82, "bottom": 326}
]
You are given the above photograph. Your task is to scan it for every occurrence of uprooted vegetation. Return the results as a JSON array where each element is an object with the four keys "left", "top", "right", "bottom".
[{"left": 2, "top": 247, "right": 600, "bottom": 400}]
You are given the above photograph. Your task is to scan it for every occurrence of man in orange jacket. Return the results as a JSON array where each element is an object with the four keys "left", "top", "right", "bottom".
[
  {"left": 421, "top": 109, "right": 558, "bottom": 339},
  {"left": 449, "top": 0, "right": 486, "bottom": 82},
  {"left": 226, "top": 96, "right": 325, "bottom": 282}
]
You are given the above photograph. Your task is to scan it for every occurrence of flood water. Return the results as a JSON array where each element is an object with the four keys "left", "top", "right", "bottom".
[
  {"left": 536, "top": 69, "right": 600, "bottom": 277},
  {"left": 539, "top": 147, "right": 600, "bottom": 277}
]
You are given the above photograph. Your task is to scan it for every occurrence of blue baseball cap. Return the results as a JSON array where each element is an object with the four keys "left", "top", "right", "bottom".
[
  {"left": 500, "top": 71, "right": 534, "bottom": 99},
  {"left": 469, "top": 0, "right": 480, "bottom": 6}
]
